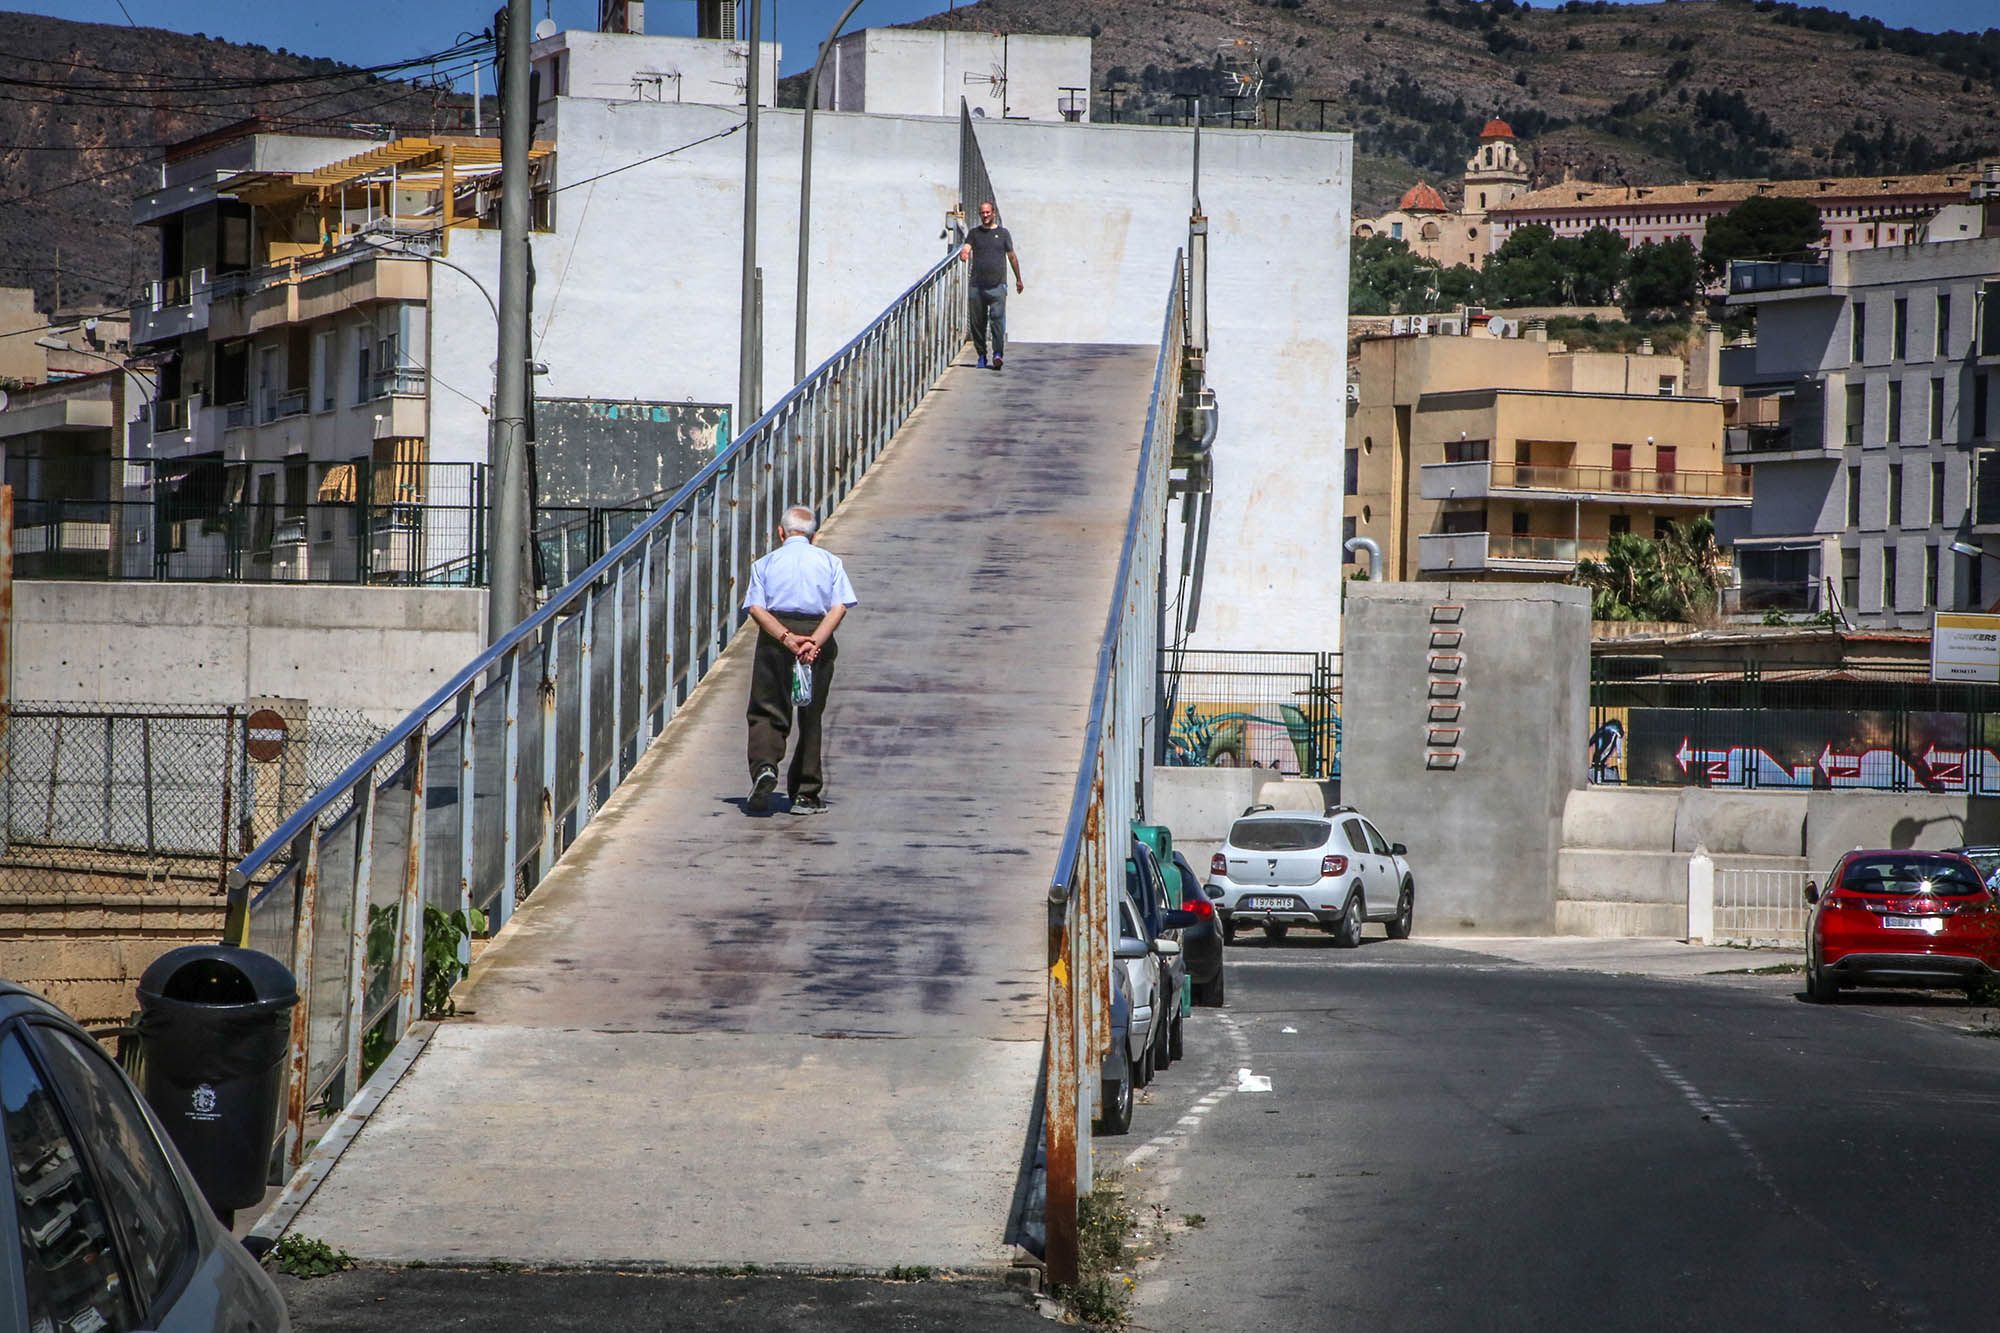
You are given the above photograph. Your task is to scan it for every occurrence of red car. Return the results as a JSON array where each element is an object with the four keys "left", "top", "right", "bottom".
[{"left": 1804, "top": 850, "right": 2000, "bottom": 1001}]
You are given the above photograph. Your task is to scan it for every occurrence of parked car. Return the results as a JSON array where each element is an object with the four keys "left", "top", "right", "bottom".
[
  {"left": 1167, "top": 850, "right": 1226, "bottom": 1007},
  {"left": 1208, "top": 805, "right": 1416, "bottom": 946},
  {"left": 0, "top": 981, "right": 290, "bottom": 1332},
  {"left": 1095, "top": 964, "right": 1138, "bottom": 1136},
  {"left": 1128, "top": 840, "right": 1187, "bottom": 1070},
  {"left": 1114, "top": 884, "right": 1179, "bottom": 1087},
  {"left": 1804, "top": 850, "right": 2000, "bottom": 1001},
  {"left": 1948, "top": 844, "right": 2000, "bottom": 890}
]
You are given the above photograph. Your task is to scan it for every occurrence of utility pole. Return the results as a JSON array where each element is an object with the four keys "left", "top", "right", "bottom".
[
  {"left": 738, "top": 0, "right": 763, "bottom": 425},
  {"left": 793, "top": 0, "right": 864, "bottom": 385},
  {"left": 490, "top": 0, "right": 532, "bottom": 643}
]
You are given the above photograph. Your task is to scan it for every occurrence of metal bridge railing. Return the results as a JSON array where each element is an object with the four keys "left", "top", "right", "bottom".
[
  {"left": 222, "top": 251, "right": 967, "bottom": 1170},
  {"left": 1042, "top": 253, "right": 1183, "bottom": 1284}
]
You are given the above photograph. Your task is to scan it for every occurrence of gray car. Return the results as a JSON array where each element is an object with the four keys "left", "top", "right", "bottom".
[{"left": 0, "top": 981, "right": 290, "bottom": 1332}]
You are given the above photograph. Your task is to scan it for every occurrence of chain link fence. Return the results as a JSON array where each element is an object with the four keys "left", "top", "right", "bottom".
[{"left": 0, "top": 703, "right": 384, "bottom": 897}]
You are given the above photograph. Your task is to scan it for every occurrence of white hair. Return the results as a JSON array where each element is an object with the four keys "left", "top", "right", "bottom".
[{"left": 781, "top": 506, "right": 818, "bottom": 537}]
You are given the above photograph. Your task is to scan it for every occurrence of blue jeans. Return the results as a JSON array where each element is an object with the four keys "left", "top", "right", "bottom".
[{"left": 970, "top": 283, "right": 1007, "bottom": 360}]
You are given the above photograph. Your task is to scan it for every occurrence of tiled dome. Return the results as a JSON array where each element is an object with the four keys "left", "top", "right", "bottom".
[
  {"left": 1398, "top": 181, "right": 1449, "bottom": 213},
  {"left": 1479, "top": 118, "right": 1516, "bottom": 140}
]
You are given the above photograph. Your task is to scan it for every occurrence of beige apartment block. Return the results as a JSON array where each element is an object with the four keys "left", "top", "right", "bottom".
[{"left": 1346, "top": 333, "right": 1745, "bottom": 582}]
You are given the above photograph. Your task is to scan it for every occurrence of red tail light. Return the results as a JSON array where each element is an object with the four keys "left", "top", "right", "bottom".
[
  {"left": 1183, "top": 894, "right": 1214, "bottom": 919},
  {"left": 1322, "top": 855, "right": 1348, "bottom": 876},
  {"left": 1211, "top": 852, "right": 1228, "bottom": 877}
]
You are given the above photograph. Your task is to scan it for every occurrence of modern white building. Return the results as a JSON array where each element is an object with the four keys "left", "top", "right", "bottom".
[
  {"left": 1720, "top": 230, "right": 2000, "bottom": 627},
  {"left": 819, "top": 29, "right": 1093, "bottom": 123},
  {"left": 427, "top": 19, "right": 1352, "bottom": 651}
]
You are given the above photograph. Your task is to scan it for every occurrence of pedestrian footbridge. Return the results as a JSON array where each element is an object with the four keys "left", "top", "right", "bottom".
[{"left": 231, "top": 251, "right": 1196, "bottom": 1278}]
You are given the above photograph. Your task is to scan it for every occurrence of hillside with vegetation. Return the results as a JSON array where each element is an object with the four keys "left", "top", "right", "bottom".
[
  {"left": 904, "top": 0, "right": 2000, "bottom": 214},
  {"left": 0, "top": 11, "right": 483, "bottom": 317}
]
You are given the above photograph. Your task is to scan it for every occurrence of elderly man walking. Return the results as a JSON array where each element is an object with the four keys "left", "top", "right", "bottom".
[
  {"left": 741, "top": 506, "right": 858, "bottom": 814},
  {"left": 958, "top": 199, "right": 1024, "bottom": 370}
]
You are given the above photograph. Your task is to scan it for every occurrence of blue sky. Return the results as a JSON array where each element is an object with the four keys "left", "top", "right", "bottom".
[{"left": 7, "top": 0, "right": 1995, "bottom": 81}]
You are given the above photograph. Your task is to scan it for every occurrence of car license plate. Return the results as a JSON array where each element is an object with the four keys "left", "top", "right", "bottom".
[
  {"left": 1245, "top": 896, "right": 1294, "bottom": 911},
  {"left": 1882, "top": 915, "right": 1943, "bottom": 933}
]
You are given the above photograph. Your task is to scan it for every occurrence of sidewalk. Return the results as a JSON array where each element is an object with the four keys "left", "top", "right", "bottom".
[
  {"left": 1404, "top": 936, "right": 1804, "bottom": 981},
  {"left": 280, "top": 1268, "right": 1049, "bottom": 1332}
]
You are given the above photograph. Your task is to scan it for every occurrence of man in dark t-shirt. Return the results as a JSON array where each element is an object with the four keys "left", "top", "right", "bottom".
[{"left": 956, "top": 200, "right": 1025, "bottom": 370}]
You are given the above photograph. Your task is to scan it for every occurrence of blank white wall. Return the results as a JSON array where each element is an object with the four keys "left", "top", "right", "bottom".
[{"left": 428, "top": 100, "right": 1351, "bottom": 653}]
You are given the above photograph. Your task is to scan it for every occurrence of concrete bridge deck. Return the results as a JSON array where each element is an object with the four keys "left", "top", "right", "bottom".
[{"left": 286, "top": 344, "right": 1157, "bottom": 1270}]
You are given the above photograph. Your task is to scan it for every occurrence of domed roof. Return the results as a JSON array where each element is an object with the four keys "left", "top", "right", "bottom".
[
  {"left": 1479, "top": 118, "right": 1516, "bottom": 140},
  {"left": 1398, "top": 181, "right": 1449, "bottom": 214}
]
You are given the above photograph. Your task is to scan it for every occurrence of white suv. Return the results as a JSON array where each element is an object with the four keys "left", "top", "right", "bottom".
[{"left": 1208, "top": 806, "right": 1415, "bottom": 946}]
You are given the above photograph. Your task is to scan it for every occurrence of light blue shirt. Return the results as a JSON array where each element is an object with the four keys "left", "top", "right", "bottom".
[{"left": 742, "top": 536, "right": 858, "bottom": 616}]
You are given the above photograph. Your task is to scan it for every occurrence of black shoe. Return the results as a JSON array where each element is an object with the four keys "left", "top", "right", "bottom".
[
  {"left": 748, "top": 767, "right": 778, "bottom": 813},
  {"left": 790, "top": 795, "right": 830, "bottom": 815}
]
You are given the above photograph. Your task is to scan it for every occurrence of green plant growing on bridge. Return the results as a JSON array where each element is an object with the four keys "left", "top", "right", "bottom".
[{"left": 359, "top": 903, "right": 488, "bottom": 1079}]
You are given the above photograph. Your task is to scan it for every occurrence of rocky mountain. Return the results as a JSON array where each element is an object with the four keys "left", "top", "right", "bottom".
[
  {"left": 0, "top": 11, "right": 483, "bottom": 319},
  {"left": 903, "top": 0, "right": 2000, "bottom": 214}
]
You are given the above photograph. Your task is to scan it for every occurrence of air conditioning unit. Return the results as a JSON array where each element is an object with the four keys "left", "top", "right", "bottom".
[
  {"left": 1391, "top": 316, "right": 1412, "bottom": 335},
  {"left": 1438, "top": 318, "right": 1462, "bottom": 336}
]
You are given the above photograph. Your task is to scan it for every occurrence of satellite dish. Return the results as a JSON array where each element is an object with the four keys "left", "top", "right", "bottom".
[
  {"left": 971, "top": 106, "right": 986, "bottom": 118},
  {"left": 535, "top": 17, "right": 558, "bottom": 39},
  {"left": 0, "top": 389, "right": 10, "bottom": 413},
  {"left": 1487, "top": 316, "right": 1512, "bottom": 338}
]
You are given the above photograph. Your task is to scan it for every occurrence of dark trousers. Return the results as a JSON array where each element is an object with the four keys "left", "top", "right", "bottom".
[
  {"left": 747, "top": 612, "right": 839, "bottom": 799},
  {"left": 969, "top": 283, "right": 1008, "bottom": 360}
]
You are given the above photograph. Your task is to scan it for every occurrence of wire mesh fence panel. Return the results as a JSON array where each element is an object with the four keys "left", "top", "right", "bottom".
[
  {"left": 422, "top": 716, "right": 463, "bottom": 917},
  {"left": 1714, "top": 867, "right": 1812, "bottom": 947},
  {"left": 1590, "top": 658, "right": 2000, "bottom": 793},
  {"left": 0, "top": 704, "right": 381, "bottom": 897},
  {"left": 8, "top": 459, "right": 487, "bottom": 586},
  {"left": 468, "top": 674, "right": 513, "bottom": 918},
  {"left": 551, "top": 613, "right": 585, "bottom": 845},
  {"left": 307, "top": 808, "right": 362, "bottom": 1099},
  {"left": 358, "top": 759, "right": 418, "bottom": 1042},
  {"left": 1158, "top": 651, "right": 1341, "bottom": 777}
]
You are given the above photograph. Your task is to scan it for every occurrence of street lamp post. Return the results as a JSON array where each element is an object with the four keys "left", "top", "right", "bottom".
[{"left": 793, "top": 0, "right": 865, "bottom": 385}]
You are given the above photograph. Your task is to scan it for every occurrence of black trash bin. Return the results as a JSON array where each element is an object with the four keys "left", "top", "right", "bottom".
[{"left": 135, "top": 944, "right": 297, "bottom": 1219}]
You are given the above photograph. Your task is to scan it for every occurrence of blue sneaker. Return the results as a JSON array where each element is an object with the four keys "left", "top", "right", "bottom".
[{"left": 976, "top": 354, "right": 988, "bottom": 369}]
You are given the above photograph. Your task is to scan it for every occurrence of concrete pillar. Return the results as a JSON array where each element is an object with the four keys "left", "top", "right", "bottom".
[
  {"left": 1338, "top": 581, "right": 1590, "bottom": 934},
  {"left": 1686, "top": 848, "right": 1714, "bottom": 945}
]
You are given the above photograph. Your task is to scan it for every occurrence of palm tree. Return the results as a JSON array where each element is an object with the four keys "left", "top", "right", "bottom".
[{"left": 1573, "top": 517, "right": 1725, "bottom": 623}]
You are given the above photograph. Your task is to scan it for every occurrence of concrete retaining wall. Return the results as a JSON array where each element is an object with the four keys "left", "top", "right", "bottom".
[
  {"left": 1556, "top": 785, "right": 2000, "bottom": 937},
  {"left": 1341, "top": 581, "right": 1591, "bottom": 935},
  {"left": 12, "top": 581, "right": 487, "bottom": 727}
]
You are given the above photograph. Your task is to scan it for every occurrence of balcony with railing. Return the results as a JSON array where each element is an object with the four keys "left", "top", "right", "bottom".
[
  {"left": 1421, "top": 458, "right": 1752, "bottom": 506},
  {"left": 150, "top": 397, "right": 190, "bottom": 433},
  {"left": 1729, "top": 260, "right": 1831, "bottom": 297},
  {"left": 368, "top": 367, "right": 427, "bottom": 400},
  {"left": 1417, "top": 530, "right": 1613, "bottom": 574},
  {"left": 131, "top": 267, "right": 210, "bottom": 346},
  {"left": 207, "top": 244, "right": 430, "bottom": 342}
]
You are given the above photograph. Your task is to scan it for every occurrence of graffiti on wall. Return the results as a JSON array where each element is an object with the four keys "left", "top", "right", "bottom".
[
  {"left": 1164, "top": 702, "right": 1340, "bottom": 777},
  {"left": 1589, "top": 706, "right": 2000, "bottom": 794}
]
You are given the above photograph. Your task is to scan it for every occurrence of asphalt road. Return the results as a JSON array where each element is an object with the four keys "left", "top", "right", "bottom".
[{"left": 1131, "top": 936, "right": 2000, "bottom": 1332}]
